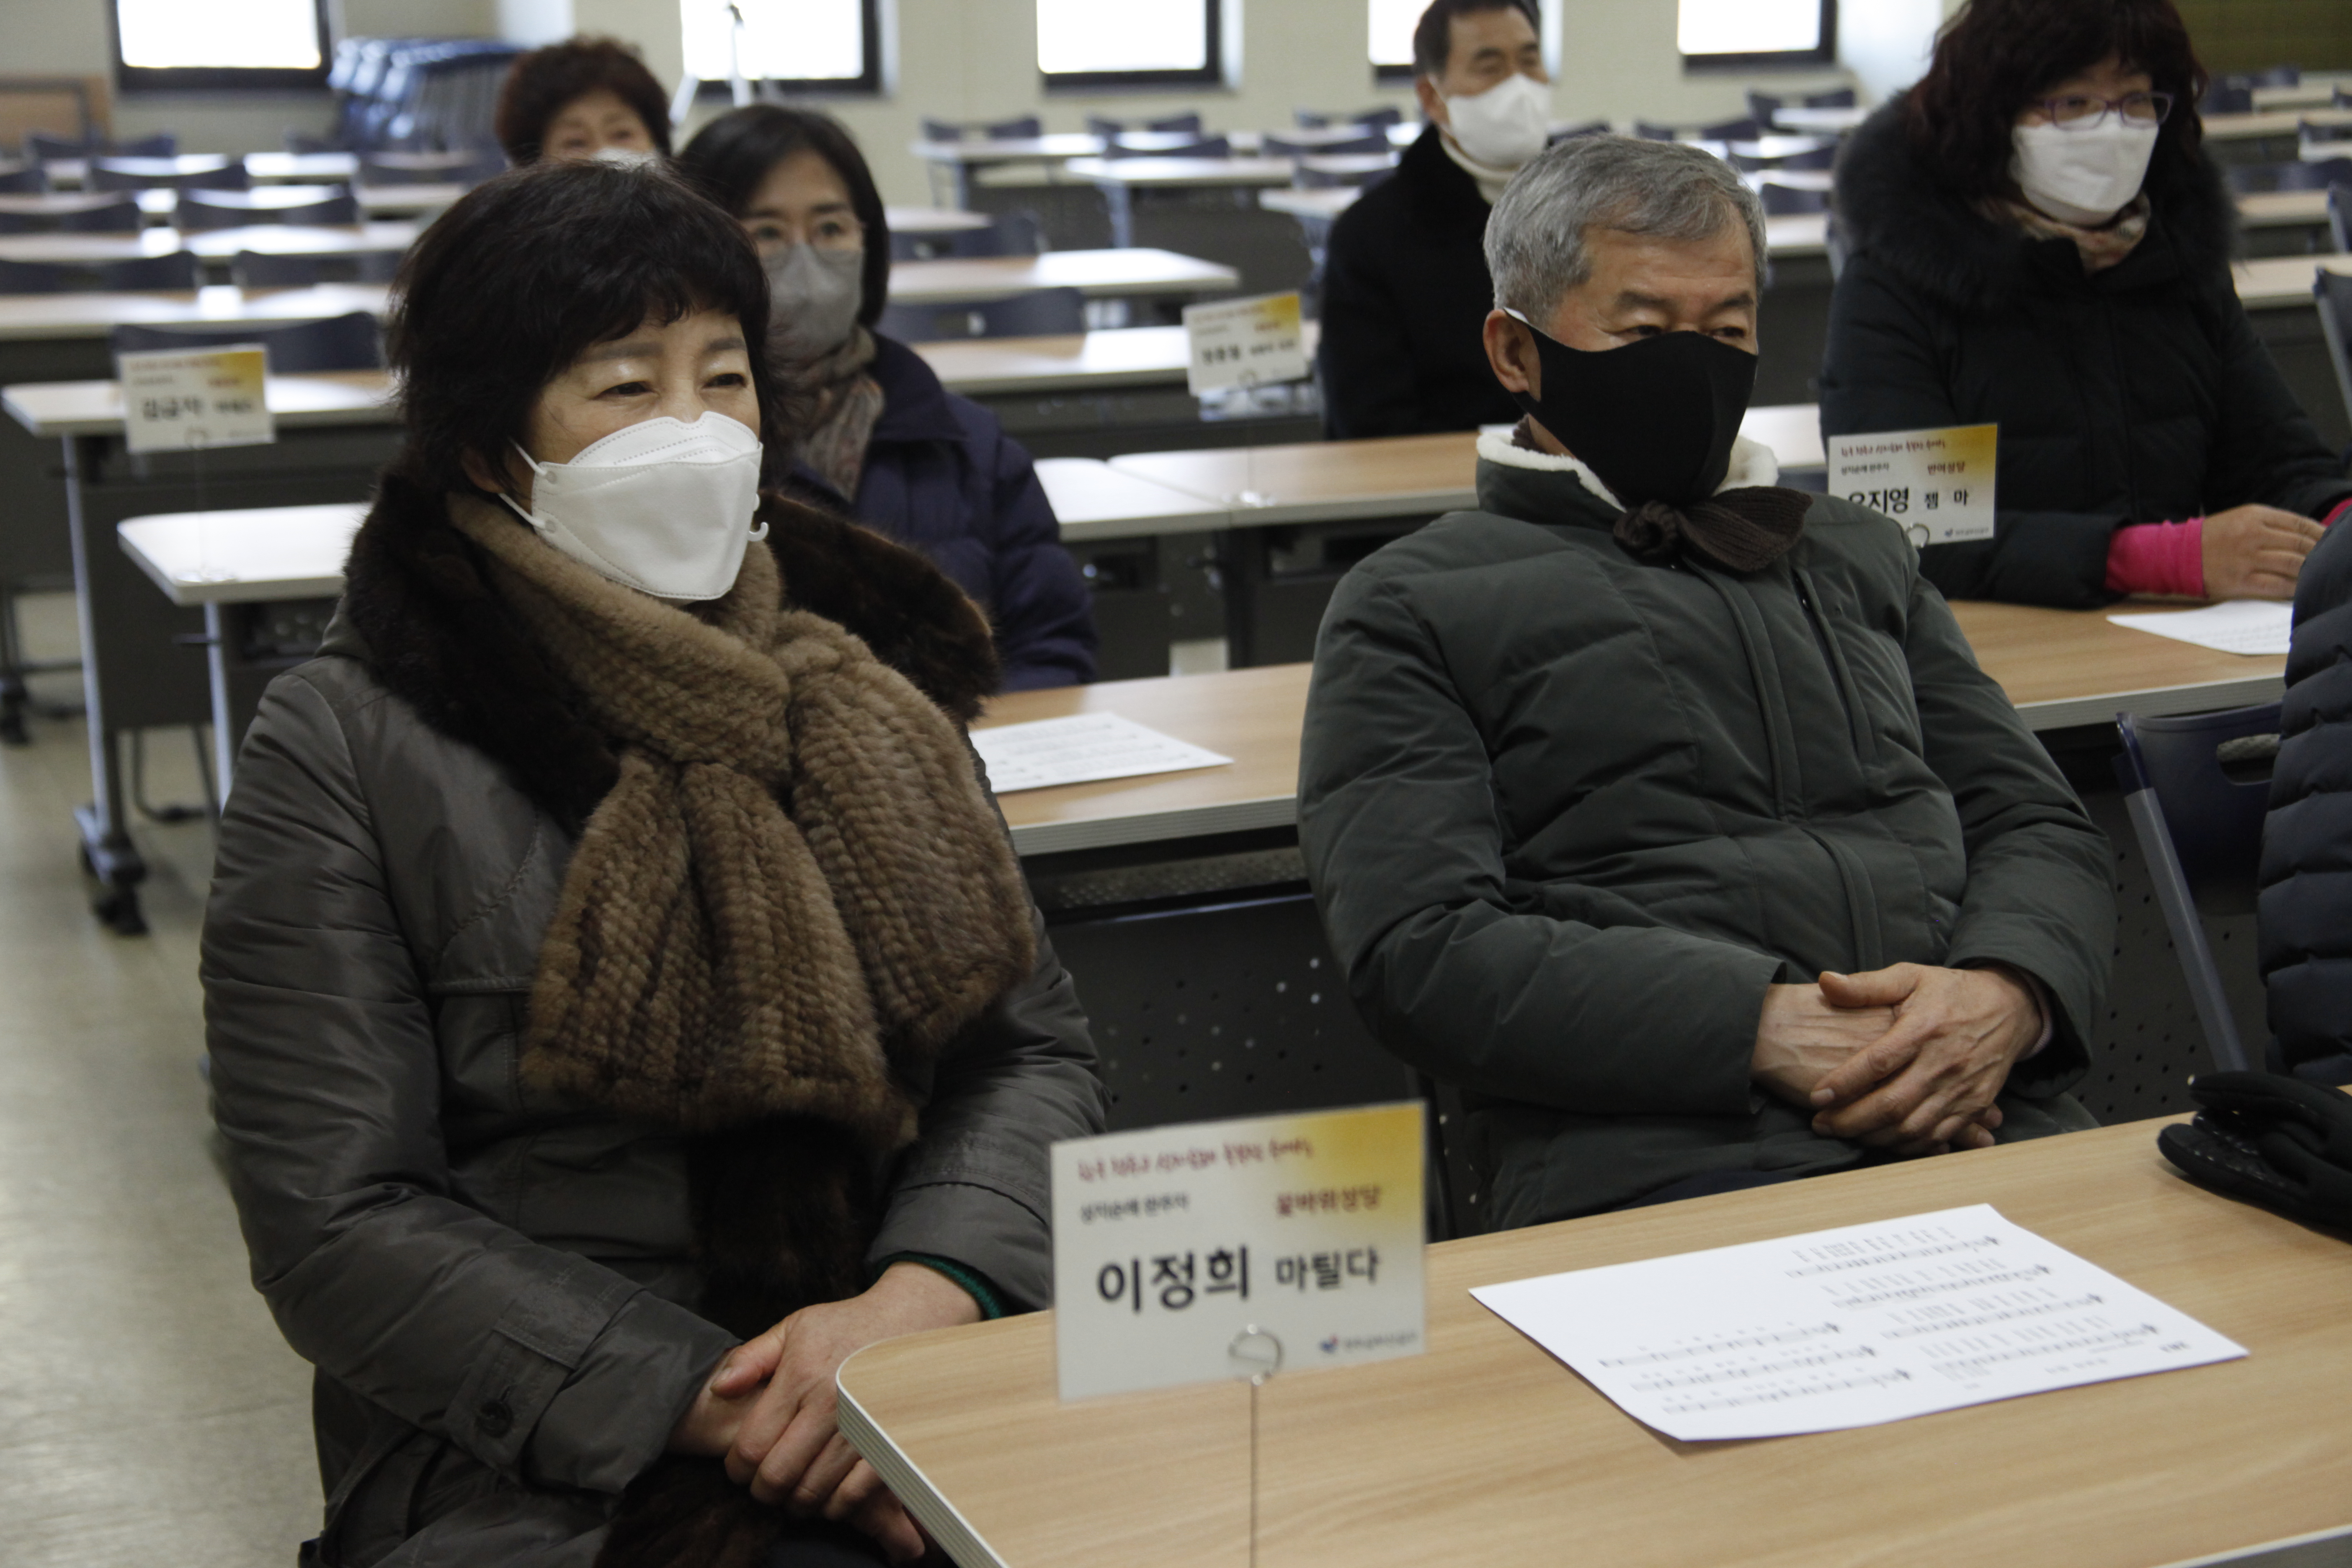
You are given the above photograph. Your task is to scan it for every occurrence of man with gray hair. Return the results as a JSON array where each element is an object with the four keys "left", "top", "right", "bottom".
[{"left": 1298, "top": 135, "right": 2115, "bottom": 1226}]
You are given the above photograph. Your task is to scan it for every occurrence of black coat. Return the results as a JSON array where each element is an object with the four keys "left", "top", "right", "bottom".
[
  {"left": 1821, "top": 100, "right": 2352, "bottom": 609},
  {"left": 786, "top": 335, "right": 1097, "bottom": 691},
  {"left": 1317, "top": 125, "right": 1522, "bottom": 439},
  {"left": 2261, "top": 518, "right": 2352, "bottom": 1085}
]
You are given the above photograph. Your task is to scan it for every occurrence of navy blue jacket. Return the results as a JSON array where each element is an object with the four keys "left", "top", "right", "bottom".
[
  {"left": 2261, "top": 519, "right": 2352, "bottom": 1085},
  {"left": 789, "top": 335, "right": 1096, "bottom": 691}
]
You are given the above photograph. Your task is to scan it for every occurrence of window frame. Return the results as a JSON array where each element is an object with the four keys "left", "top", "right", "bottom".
[
  {"left": 689, "top": 0, "right": 887, "bottom": 99},
  {"left": 109, "top": 0, "right": 332, "bottom": 94},
  {"left": 1038, "top": 0, "right": 1225, "bottom": 93},
  {"left": 1677, "top": 0, "right": 1838, "bottom": 72}
]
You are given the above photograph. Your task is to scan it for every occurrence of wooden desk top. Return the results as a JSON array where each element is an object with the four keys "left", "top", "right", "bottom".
[
  {"left": 1033, "top": 457, "right": 1234, "bottom": 545},
  {"left": 0, "top": 221, "right": 418, "bottom": 266},
  {"left": 2236, "top": 188, "right": 2331, "bottom": 228},
  {"left": 1950, "top": 598, "right": 2287, "bottom": 729},
  {"left": 2235, "top": 252, "right": 2352, "bottom": 309},
  {"left": 2202, "top": 105, "right": 2352, "bottom": 140},
  {"left": 1767, "top": 104, "right": 1868, "bottom": 134},
  {"left": 887, "top": 206, "right": 992, "bottom": 235},
  {"left": 910, "top": 134, "right": 1107, "bottom": 164},
  {"left": 117, "top": 501, "right": 369, "bottom": 605},
  {"left": 889, "top": 249, "right": 1240, "bottom": 302},
  {"left": 0, "top": 283, "right": 392, "bottom": 344},
  {"left": 915, "top": 324, "right": 1197, "bottom": 394},
  {"left": 5, "top": 368, "right": 390, "bottom": 438},
  {"left": 838, "top": 1119, "right": 2352, "bottom": 1568},
  {"left": 1063, "top": 156, "right": 1299, "bottom": 188},
  {"left": 975, "top": 664, "right": 1310, "bottom": 856}
]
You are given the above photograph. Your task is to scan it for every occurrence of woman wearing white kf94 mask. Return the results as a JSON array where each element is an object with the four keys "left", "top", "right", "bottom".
[{"left": 1822, "top": 0, "right": 2352, "bottom": 611}]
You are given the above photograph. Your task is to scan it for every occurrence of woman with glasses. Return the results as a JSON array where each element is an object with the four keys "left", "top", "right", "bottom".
[
  {"left": 1822, "top": 0, "right": 2352, "bottom": 608},
  {"left": 678, "top": 107, "right": 1096, "bottom": 690}
]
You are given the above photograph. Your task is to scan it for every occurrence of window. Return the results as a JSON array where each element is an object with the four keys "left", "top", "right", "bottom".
[
  {"left": 1678, "top": 0, "right": 1836, "bottom": 68},
  {"left": 112, "top": 0, "right": 328, "bottom": 91},
  {"left": 1369, "top": 0, "right": 1420, "bottom": 83},
  {"left": 680, "top": 0, "right": 882, "bottom": 95},
  {"left": 1037, "top": 0, "right": 1222, "bottom": 90}
]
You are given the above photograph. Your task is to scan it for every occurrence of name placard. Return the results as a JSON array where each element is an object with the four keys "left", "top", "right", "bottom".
[
  {"left": 119, "top": 345, "right": 273, "bottom": 454},
  {"left": 1051, "top": 1102, "right": 1426, "bottom": 1401},
  {"left": 1182, "top": 291, "right": 1309, "bottom": 395},
  {"left": 1827, "top": 423, "right": 1996, "bottom": 547}
]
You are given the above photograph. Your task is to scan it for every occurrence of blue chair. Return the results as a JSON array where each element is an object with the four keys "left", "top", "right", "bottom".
[
  {"left": 176, "top": 186, "right": 360, "bottom": 230},
  {"left": 228, "top": 248, "right": 407, "bottom": 287},
  {"left": 355, "top": 148, "right": 500, "bottom": 185},
  {"left": 2226, "top": 157, "right": 2352, "bottom": 195},
  {"left": 1549, "top": 119, "right": 1611, "bottom": 142},
  {"left": 1087, "top": 113, "right": 1204, "bottom": 138},
  {"left": 2203, "top": 83, "right": 2255, "bottom": 116},
  {"left": 1804, "top": 87, "right": 1858, "bottom": 109},
  {"left": 2317, "top": 268, "right": 2352, "bottom": 438},
  {"left": 0, "top": 160, "right": 47, "bottom": 193},
  {"left": 1294, "top": 106, "right": 1403, "bottom": 131},
  {"left": 920, "top": 115, "right": 1043, "bottom": 143},
  {"left": 110, "top": 310, "right": 383, "bottom": 371},
  {"left": 1748, "top": 91, "right": 1787, "bottom": 128},
  {"left": 0, "top": 251, "right": 201, "bottom": 294},
  {"left": 2329, "top": 183, "right": 2350, "bottom": 255},
  {"left": 1700, "top": 115, "right": 1762, "bottom": 143},
  {"left": 88, "top": 156, "right": 248, "bottom": 192},
  {"left": 887, "top": 211, "right": 1043, "bottom": 262},
  {"left": 26, "top": 131, "right": 177, "bottom": 160},
  {"left": 876, "top": 287, "right": 1086, "bottom": 343},
  {"left": 1100, "top": 136, "right": 1231, "bottom": 161},
  {"left": 1632, "top": 120, "right": 1677, "bottom": 142},
  {"left": 0, "top": 195, "right": 144, "bottom": 235},
  {"left": 2114, "top": 703, "right": 2284, "bottom": 1071},
  {"left": 1755, "top": 179, "right": 1828, "bottom": 216}
]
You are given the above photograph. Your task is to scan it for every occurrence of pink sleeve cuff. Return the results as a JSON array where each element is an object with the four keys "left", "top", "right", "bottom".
[
  {"left": 2324, "top": 497, "right": 2352, "bottom": 530},
  {"left": 2105, "top": 519, "right": 2205, "bottom": 598}
]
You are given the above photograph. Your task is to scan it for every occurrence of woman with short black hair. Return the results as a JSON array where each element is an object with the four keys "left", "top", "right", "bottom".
[
  {"left": 494, "top": 35, "right": 673, "bottom": 165},
  {"left": 202, "top": 157, "right": 1104, "bottom": 1568},
  {"left": 1821, "top": 0, "right": 2352, "bottom": 608},
  {"left": 680, "top": 105, "right": 1096, "bottom": 690}
]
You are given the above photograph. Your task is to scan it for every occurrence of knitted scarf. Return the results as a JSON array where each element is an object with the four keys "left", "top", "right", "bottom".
[
  {"left": 445, "top": 495, "right": 1035, "bottom": 1153},
  {"left": 1993, "top": 193, "right": 2152, "bottom": 275},
  {"left": 782, "top": 327, "right": 885, "bottom": 501}
]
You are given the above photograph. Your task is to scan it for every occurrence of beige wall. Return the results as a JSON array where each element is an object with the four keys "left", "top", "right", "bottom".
[{"left": 4, "top": 0, "right": 1881, "bottom": 184}]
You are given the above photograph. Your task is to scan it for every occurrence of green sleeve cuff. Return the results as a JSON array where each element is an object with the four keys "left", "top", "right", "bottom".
[{"left": 875, "top": 1252, "right": 1008, "bottom": 1321}]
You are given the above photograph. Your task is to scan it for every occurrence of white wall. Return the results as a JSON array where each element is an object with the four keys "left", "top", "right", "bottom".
[
  {"left": 1838, "top": 0, "right": 1965, "bottom": 105},
  {"left": 4, "top": 0, "right": 1862, "bottom": 186}
]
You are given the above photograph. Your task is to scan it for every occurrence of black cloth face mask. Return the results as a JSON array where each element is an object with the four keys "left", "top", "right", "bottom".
[{"left": 1502, "top": 310, "right": 1760, "bottom": 509}]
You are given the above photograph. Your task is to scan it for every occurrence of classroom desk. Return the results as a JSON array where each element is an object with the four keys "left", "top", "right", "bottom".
[
  {"left": 0, "top": 184, "right": 458, "bottom": 222},
  {"left": 887, "top": 249, "right": 1240, "bottom": 306},
  {"left": 2201, "top": 105, "right": 2352, "bottom": 142},
  {"left": 911, "top": 135, "right": 1109, "bottom": 206},
  {"left": 0, "top": 283, "right": 393, "bottom": 343},
  {"left": 0, "top": 222, "right": 419, "bottom": 270},
  {"left": 41, "top": 154, "right": 238, "bottom": 188},
  {"left": 1765, "top": 103, "right": 1868, "bottom": 134},
  {"left": 837, "top": 1118, "right": 2352, "bottom": 1568}
]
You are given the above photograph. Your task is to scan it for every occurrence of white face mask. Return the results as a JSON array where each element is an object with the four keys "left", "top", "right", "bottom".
[
  {"left": 2009, "top": 118, "right": 2159, "bottom": 225},
  {"left": 765, "top": 242, "right": 864, "bottom": 361},
  {"left": 501, "top": 412, "right": 768, "bottom": 602},
  {"left": 1443, "top": 71, "right": 1551, "bottom": 170}
]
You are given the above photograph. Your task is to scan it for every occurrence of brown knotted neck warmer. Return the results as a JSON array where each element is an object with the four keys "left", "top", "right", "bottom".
[
  {"left": 446, "top": 495, "right": 1035, "bottom": 1153},
  {"left": 1509, "top": 414, "right": 1812, "bottom": 573}
]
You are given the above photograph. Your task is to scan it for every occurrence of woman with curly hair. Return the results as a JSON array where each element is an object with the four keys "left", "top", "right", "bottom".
[{"left": 1821, "top": 0, "right": 2351, "bottom": 608}]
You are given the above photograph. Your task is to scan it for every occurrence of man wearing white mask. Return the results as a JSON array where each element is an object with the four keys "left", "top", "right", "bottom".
[
  {"left": 1319, "top": 0, "right": 1554, "bottom": 438},
  {"left": 1823, "top": 0, "right": 2351, "bottom": 609}
]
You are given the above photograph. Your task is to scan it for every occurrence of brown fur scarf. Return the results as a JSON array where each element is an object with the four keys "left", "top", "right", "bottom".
[{"left": 447, "top": 494, "right": 1035, "bottom": 1147}]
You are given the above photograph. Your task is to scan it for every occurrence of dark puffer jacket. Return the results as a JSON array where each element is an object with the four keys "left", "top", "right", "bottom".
[
  {"left": 787, "top": 333, "right": 1096, "bottom": 691},
  {"left": 1299, "top": 438, "right": 2112, "bottom": 1226},
  {"left": 203, "top": 487, "right": 1105, "bottom": 1568},
  {"left": 1821, "top": 98, "right": 2352, "bottom": 609},
  {"left": 1317, "top": 124, "right": 1523, "bottom": 439},
  {"left": 2261, "top": 518, "right": 2352, "bottom": 1085}
]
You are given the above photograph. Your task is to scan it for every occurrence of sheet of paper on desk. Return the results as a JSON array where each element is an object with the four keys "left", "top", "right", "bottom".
[
  {"left": 1471, "top": 1204, "right": 2244, "bottom": 1442},
  {"left": 2108, "top": 600, "right": 2293, "bottom": 655},
  {"left": 971, "top": 713, "right": 1233, "bottom": 793}
]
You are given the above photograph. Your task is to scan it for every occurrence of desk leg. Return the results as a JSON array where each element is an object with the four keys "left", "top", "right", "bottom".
[
  {"left": 61, "top": 434, "right": 147, "bottom": 936},
  {"left": 204, "top": 602, "right": 235, "bottom": 802}
]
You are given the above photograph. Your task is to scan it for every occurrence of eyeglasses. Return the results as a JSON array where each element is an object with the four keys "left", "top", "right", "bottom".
[{"left": 2039, "top": 91, "right": 2175, "bottom": 130}]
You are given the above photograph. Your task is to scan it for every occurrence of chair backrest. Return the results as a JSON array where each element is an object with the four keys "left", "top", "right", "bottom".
[
  {"left": 0, "top": 250, "right": 201, "bottom": 294},
  {"left": 2316, "top": 269, "right": 2352, "bottom": 436},
  {"left": 356, "top": 149, "right": 500, "bottom": 186},
  {"left": 229, "top": 248, "right": 407, "bottom": 287},
  {"left": 1746, "top": 90, "right": 1785, "bottom": 127},
  {"left": 1262, "top": 132, "right": 1389, "bottom": 159},
  {"left": 875, "top": 286, "right": 1086, "bottom": 343},
  {"left": 1549, "top": 119, "right": 1611, "bottom": 142},
  {"left": 2239, "top": 156, "right": 2352, "bottom": 193},
  {"left": 1631, "top": 120, "right": 1677, "bottom": 142},
  {"left": 25, "top": 130, "right": 90, "bottom": 160},
  {"left": 109, "top": 309, "right": 384, "bottom": 372},
  {"left": 26, "top": 130, "right": 178, "bottom": 159},
  {"left": 2114, "top": 702, "right": 2284, "bottom": 1073},
  {"left": 1087, "top": 113, "right": 1203, "bottom": 138},
  {"left": 1804, "top": 87, "right": 1858, "bottom": 109},
  {"left": 88, "top": 156, "right": 249, "bottom": 192},
  {"left": 887, "top": 211, "right": 1044, "bottom": 261},
  {"left": 1294, "top": 106, "right": 1403, "bottom": 131},
  {"left": 177, "top": 186, "right": 360, "bottom": 230},
  {"left": 1755, "top": 179, "right": 1829, "bottom": 216},
  {"left": 2249, "top": 64, "right": 2301, "bottom": 88},
  {"left": 2204, "top": 83, "right": 2254, "bottom": 116},
  {"left": 53, "top": 196, "right": 144, "bottom": 233},
  {"left": 2303, "top": 117, "right": 2352, "bottom": 148},
  {"left": 1700, "top": 115, "right": 1761, "bottom": 142},
  {"left": 1100, "top": 136, "right": 1232, "bottom": 161},
  {"left": 2339, "top": 85, "right": 2352, "bottom": 110},
  {"left": 2329, "top": 183, "right": 2351, "bottom": 256},
  {"left": 0, "top": 160, "right": 46, "bottom": 194}
]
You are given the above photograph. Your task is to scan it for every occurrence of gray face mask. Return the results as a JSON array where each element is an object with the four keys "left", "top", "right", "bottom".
[{"left": 764, "top": 242, "right": 864, "bottom": 360}]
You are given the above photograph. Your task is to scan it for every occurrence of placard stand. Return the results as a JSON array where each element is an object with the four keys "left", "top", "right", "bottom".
[{"left": 1228, "top": 1326, "right": 1283, "bottom": 1568}]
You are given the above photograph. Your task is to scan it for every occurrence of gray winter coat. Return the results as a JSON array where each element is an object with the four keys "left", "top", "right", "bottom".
[
  {"left": 202, "top": 495, "right": 1104, "bottom": 1567},
  {"left": 1299, "top": 438, "right": 2112, "bottom": 1227}
]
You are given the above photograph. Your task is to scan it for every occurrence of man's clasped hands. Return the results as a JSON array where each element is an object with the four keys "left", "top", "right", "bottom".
[{"left": 1751, "top": 962, "right": 2046, "bottom": 1156}]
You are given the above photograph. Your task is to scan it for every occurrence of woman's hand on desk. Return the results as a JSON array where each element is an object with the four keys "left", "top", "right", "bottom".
[
  {"left": 669, "top": 1260, "right": 981, "bottom": 1560},
  {"left": 1803, "top": 965, "right": 2040, "bottom": 1155},
  {"left": 2202, "top": 504, "right": 2324, "bottom": 600}
]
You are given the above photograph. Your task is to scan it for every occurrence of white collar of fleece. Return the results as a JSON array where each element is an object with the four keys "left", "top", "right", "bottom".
[{"left": 1475, "top": 426, "right": 1781, "bottom": 512}]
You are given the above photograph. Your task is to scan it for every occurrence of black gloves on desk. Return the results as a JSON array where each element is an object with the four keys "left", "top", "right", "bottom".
[{"left": 2158, "top": 1073, "right": 2352, "bottom": 1231}]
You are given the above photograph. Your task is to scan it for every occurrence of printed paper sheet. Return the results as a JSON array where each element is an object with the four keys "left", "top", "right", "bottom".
[
  {"left": 971, "top": 712, "right": 1232, "bottom": 794},
  {"left": 2108, "top": 600, "right": 2294, "bottom": 657}
]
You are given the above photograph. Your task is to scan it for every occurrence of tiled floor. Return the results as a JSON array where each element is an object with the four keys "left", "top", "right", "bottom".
[{"left": 0, "top": 598, "right": 320, "bottom": 1567}]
